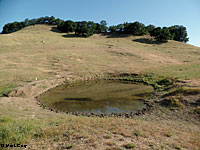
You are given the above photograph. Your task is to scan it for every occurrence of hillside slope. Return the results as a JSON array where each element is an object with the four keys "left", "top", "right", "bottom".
[
  {"left": 0, "top": 25, "right": 200, "bottom": 90},
  {"left": 0, "top": 25, "right": 200, "bottom": 150}
]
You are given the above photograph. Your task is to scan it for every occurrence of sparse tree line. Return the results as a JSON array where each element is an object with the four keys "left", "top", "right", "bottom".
[{"left": 2, "top": 16, "right": 189, "bottom": 42}]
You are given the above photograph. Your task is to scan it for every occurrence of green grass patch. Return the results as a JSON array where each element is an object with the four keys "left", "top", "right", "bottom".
[
  {"left": 0, "top": 117, "right": 13, "bottom": 124},
  {"left": 0, "top": 84, "right": 17, "bottom": 97},
  {"left": 107, "top": 73, "right": 175, "bottom": 91},
  {"left": 0, "top": 119, "right": 39, "bottom": 144}
]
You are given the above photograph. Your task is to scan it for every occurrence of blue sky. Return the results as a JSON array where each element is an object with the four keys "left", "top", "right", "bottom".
[{"left": 0, "top": 0, "right": 199, "bottom": 47}]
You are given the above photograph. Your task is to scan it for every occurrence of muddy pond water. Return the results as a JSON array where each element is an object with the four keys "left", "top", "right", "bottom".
[{"left": 39, "top": 80, "right": 154, "bottom": 114}]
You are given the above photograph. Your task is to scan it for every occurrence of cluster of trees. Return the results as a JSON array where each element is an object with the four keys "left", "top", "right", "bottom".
[
  {"left": 2, "top": 16, "right": 189, "bottom": 42},
  {"left": 150, "top": 25, "right": 189, "bottom": 42},
  {"left": 57, "top": 20, "right": 107, "bottom": 37},
  {"left": 2, "top": 16, "right": 61, "bottom": 34},
  {"left": 108, "top": 22, "right": 189, "bottom": 42},
  {"left": 2, "top": 16, "right": 107, "bottom": 37},
  {"left": 108, "top": 21, "right": 147, "bottom": 36}
]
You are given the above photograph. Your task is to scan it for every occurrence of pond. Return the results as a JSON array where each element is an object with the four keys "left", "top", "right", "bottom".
[{"left": 39, "top": 80, "right": 154, "bottom": 115}]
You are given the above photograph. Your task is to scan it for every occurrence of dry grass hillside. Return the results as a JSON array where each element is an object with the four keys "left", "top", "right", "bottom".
[{"left": 0, "top": 25, "right": 200, "bottom": 150}]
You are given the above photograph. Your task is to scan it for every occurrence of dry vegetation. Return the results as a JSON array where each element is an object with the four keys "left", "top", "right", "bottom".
[{"left": 0, "top": 25, "right": 200, "bottom": 150}]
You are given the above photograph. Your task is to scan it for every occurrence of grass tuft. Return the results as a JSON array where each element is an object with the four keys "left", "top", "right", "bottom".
[
  {"left": 123, "top": 143, "right": 135, "bottom": 149},
  {"left": 174, "top": 145, "right": 181, "bottom": 150},
  {"left": 164, "top": 131, "right": 173, "bottom": 137},
  {"left": 194, "top": 106, "right": 200, "bottom": 114}
]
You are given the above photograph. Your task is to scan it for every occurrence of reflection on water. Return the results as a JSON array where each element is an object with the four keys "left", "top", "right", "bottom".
[{"left": 40, "top": 80, "right": 153, "bottom": 114}]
